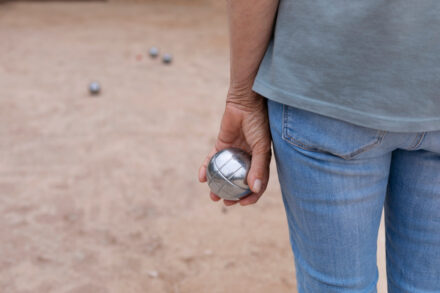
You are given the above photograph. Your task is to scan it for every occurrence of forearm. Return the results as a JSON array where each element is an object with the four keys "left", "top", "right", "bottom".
[{"left": 227, "top": 0, "right": 279, "bottom": 94}]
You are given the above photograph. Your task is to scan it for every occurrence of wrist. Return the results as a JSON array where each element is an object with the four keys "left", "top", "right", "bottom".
[{"left": 226, "top": 88, "right": 265, "bottom": 113}]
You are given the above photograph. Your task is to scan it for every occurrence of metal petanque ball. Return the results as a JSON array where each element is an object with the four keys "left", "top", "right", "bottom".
[
  {"left": 89, "top": 82, "right": 101, "bottom": 95},
  {"left": 162, "top": 53, "right": 172, "bottom": 64},
  {"left": 206, "top": 148, "right": 252, "bottom": 201},
  {"left": 149, "top": 47, "right": 159, "bottom": 58}
]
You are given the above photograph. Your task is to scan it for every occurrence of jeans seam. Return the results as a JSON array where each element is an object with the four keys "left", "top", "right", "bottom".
[
  {"left": 347, "top": 130, "right": 387, "bottom": 158},
  {"left": 408, "top": 132, "right": 426, "bottom": 150}
]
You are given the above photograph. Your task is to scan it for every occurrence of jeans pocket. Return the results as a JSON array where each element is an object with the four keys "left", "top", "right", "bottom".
[{"left": 282, "top": 104, "right": 387, "bottom": 160}]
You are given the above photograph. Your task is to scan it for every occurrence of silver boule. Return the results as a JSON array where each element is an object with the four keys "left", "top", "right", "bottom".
[
  {"left": 149, "top": 47, "right": 159, "bottom": 58},
  {"left": 89, "top": 81, "right": 100, "bottom": 95},
  {"left": 206, "top": 148, "right": 252, "bottom": 201},
  {"left": 162, "top": 53, "right": 172, "bottom": 64}
]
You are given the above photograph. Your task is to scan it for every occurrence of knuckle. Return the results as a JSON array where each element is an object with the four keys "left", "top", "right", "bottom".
[
  {"left": 216, "top": 137, "right": 231, "bottom": 149},
  {"left": 252, "top": 140, "right": 272, "bottom": 154}
]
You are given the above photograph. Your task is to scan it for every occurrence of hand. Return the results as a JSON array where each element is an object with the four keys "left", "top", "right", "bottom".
[{"left": 198, "top": 89, "right": 272, "bottom": 206}]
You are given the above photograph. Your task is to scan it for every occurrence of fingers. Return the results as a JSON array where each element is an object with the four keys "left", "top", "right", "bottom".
[
  {"left": 210, "top": 192, "right": 221, "bottom": 201},
  {"left": 223, "top": 199, "right": 238, "bottom": 206},
  {"left": 222, "top": 193, "right": 259, "bottom": 206},
  {"left": 212, "top": 192, "right": 238, "bottom": 206},
  {"left": 247, "top": 146, "right": 272, "bottom": 200},
  {"left": 212, "top": 191, "right": 238, "bottom": 206},
  {"left": 238, "top": 193, "right": 260, "bottom": 206},
  {"left": 198, "top": 147, "right": 217, "bottom": 183}
]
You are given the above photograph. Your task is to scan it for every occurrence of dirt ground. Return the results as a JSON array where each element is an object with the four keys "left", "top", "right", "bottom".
[{"left": 0, "top": 1, "right": 387, "bottom": 292}]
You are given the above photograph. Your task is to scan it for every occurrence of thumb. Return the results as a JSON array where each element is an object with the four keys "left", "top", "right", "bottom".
[{"left": 247, "top": 145, "right": 271, "bottom": 195}]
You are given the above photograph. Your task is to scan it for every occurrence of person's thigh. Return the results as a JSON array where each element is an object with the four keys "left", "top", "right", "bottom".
[
  {"left": 267, "top": 99, "right": 392, "bottom": 293},
  {"left": 385, "top": 146, "right": 440, "bottom": 292}
]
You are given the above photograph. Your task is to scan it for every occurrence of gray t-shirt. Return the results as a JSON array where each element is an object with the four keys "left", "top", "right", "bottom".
[{"left": 253, "top": 0, "right": 440, "bottom": 132}]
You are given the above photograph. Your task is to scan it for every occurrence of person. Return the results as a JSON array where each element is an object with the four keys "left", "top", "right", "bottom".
[{"left": 198, "top": 0, "right": 440, "bottom": 292}]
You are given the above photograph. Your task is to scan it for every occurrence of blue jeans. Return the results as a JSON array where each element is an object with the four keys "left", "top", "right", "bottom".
[{"left": 267, "top": 99, "right": 440, "bottom": 293}]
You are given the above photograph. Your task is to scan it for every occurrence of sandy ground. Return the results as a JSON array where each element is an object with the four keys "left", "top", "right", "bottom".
[{"left": 0, "top": 1, "right": 387, "bottom": 292}]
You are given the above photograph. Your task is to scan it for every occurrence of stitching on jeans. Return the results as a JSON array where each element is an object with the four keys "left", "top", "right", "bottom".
[
  {"left": 410, "top": 132, "right": 426, "bottom": 150},
  {"left": 347, "top": 130, "right": 386, "bottom": 158},
  {"left": 408, "top": 133, "right": 421, "bottom": 149},
  {"left": 282, "top": 104, "right": 287, "bottom": 138},
  {"left": 281, "top": 105, "right": 387, "bottom": 160}
]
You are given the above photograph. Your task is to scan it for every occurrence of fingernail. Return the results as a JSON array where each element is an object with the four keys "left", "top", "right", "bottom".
[{"left": 253, "top": 179, "right": 262, "bottom": 193}]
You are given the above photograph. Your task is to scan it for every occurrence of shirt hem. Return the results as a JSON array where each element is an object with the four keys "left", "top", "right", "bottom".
[{"left": 253, "top": 79, "right": 440, "bottom": 133}]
